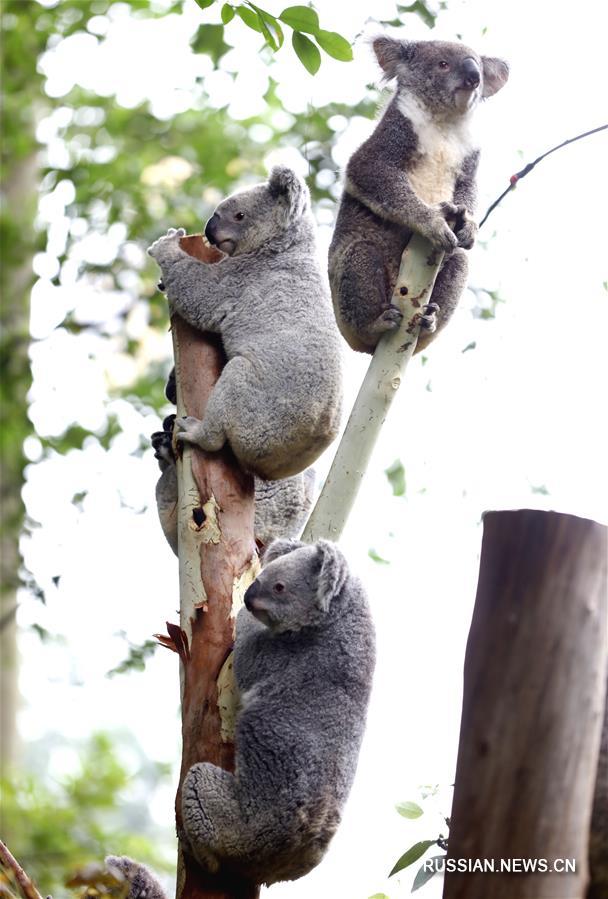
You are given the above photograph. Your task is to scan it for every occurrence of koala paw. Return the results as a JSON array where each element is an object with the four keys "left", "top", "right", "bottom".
[
  {"left": 151, "top": 414, "right": 176, "bottom": 469},
  {"left": 419, "top": 302, "right": 440, "bottom": 333},
  {"left": 455, "top": 218, "right": 478, "bottom": 250},
  {"left": 424, "top": 214, "right": 458, "bottom": 254},
  {"left": 147, "top": 228, "right": 187, "bottom": 263},
  {"left": 375, "top": 305, "right": 403, "bottom": 332},
  {"left": 175, "top": 415, "right": 204, "bottom": 446}
]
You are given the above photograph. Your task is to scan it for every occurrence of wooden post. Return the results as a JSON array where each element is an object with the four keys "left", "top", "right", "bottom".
[
  {"left": 171, "top": 237, "right": 260, "bottom": 899},
  {"left": 444, "top": 509, "right": 607, "bottom": 899},
  {"left": 588, "top": 686, "right": 608, "bottom": 899}
]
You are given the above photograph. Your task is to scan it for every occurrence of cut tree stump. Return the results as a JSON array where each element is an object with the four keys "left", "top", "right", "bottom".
[
  {"left": 444, "top": 509, "right": 607, "bottom": 899},
  {"left": 171, "top": 236, "right": 260, "bottom": 899}
]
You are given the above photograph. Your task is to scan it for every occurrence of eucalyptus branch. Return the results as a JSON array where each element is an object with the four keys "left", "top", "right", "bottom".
[
  {"left": 479, "top": 122, "right": 608, "bottom": 228},
  {"left": 302, "top": 233, "right": 442, "bottom": 543}
]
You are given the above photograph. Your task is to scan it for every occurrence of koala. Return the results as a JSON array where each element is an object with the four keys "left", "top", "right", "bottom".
[
  {"left": 150, "top": 415, "right": 316, "bottom": 553},
  {"left": 329, "top": 37, "right": 509, "bottom": 354},
  {"left": 104, "top": 856, "right": 165, "bottom": 899},
  {"left": 180, "top": 538, "right": 375, "bottom": 884},
  {"left": 147, "top": 167, "right": 343, "bottom": 481}
]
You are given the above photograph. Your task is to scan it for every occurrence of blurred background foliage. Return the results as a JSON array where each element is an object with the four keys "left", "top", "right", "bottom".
[{"left": 0, "top": 0, "right": 438, "bottom": 892}]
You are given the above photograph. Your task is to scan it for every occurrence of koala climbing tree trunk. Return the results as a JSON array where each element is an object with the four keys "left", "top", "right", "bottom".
[
  {"left": 170, "top": 237, "right": 260, "bottom": 899},
  {"left": 443, "top": 510, "right": 607, "bottom": 899},
  {"left": 302, "top": 232, "right": 443, "bottom": 543}
]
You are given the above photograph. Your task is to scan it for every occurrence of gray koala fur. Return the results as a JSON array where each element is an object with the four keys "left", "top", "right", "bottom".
[
  {"left": 180, "top": 538, "right": 375, "bottom": 885},
  {"left": 151, "top": 415, "right": 316, "bottom": 553},
  {"left": 147, "top": 167, "right": 343, "bottom": 480},
  {"left": 105, "top": 856, "right": 166, "bottom": 899},
  {"left": 329, "top": 36, "right": 509, "bottom": 354}
]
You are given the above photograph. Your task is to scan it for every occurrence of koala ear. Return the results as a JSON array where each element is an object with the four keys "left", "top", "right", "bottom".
[
  {"left": 315, "top": 540, "right": 348, "bottom": 612},
  {"left": 372, "top": 36, "right": 411, "bottom": 79},
  {"left": 268, "top": 166, "right": 309, "bottom": 217},
  {"left": 481, "top": 57, "right": 509, "bottom": 98},
  {"left": 263, "top": 538, "right": 304, "bottom": 565}
]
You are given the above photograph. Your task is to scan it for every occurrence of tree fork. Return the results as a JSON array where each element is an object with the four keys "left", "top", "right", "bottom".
[
  {"left": 172, "top": 237, "right": 260, "bottom": 899},
  {"left": 444, "top": 509, "right": 608, "bottom": 899}
]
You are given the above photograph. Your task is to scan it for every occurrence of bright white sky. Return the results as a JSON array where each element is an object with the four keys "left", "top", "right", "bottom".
[{"left": 17, "top": 1, "right": 608, "bottom": 897}]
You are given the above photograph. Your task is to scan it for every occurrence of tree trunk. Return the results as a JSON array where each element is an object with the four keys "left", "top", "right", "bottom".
[
  {"left": 171, "top": 238, "right": 260, "bottom": 899},
  {"left": 444, "top": 509, "right": 607, "bottom": 899},
  {"left": 0, "top": 149, "right": 38, "bottom": 799}
]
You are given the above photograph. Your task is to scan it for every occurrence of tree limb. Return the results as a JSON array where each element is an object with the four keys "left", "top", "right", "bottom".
[{"left": 302, "top": 232, "right": 442, "bottom": 543}]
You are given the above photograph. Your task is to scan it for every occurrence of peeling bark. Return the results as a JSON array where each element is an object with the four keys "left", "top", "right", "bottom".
[
  {"left": 171, "top": 238, "right": 260, "bottom": 899},
  {"left": 444, "top": 510, "right": 608, "bottom": 899}
]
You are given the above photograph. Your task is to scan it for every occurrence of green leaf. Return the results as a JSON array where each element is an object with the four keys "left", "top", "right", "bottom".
[
  {"left": 235, "top": 5, "right": 263, "bottom": 32},
  {"left": 279, "top": 4, "right": 320, "bottom": 34},
  {"left": 397, "top": 1, "right": 437, "bottom": 29},
  {"left": 248, "top": 3, "right": 284, "bottom": 50},
  {"left": 292, "top": 30, "right": 321, "bottom": 74},
  {"left": 531, "top": 483, "right": 550, "bottom": 495},
  {"left": 368, "top": 548, "right": 390, "bottom": 565},
  {"left": 221, "top": 3, "right": 235, "bottom": 23},
  {"left": 389, "top": 840, "right": 436, "bottom": 877},
  {"left": 191, "top": 24, "right": 231, "bottom": 63},
  {"left": 315, "top": 29, "right": 353, "bottom": 61},
  {"left": 461, "top": 340, "right": 476, "bottom": 353},
  {"left": 412, "top": 856, "right": 444, "bottom": 892},
  {"left": 396, "top": 800, "right": 424, "bottom": 819},
  {"left": 369, "top": 895, "right": 391, "bottom": 899},
  {"left": 385, "top": 459, "right": 406, "bottom": 497},
  {"left": 193, "top": 0, "right": 216, "bottom": 8}
]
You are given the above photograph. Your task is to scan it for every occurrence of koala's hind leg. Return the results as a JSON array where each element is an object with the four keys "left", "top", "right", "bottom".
[
  {"left": 176, "top": 358, "right": 256, "bottom": 457},
  {"left": 336, "top": 240, "right": 400, "bottom": 353},
  {"left": 182, "top": 762, "right": 251, "bottom": 871},
  {"left": 416, "top": 247, "right": 468, "bottom": 353}
]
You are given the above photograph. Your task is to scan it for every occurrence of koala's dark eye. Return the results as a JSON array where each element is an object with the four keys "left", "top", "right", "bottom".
[
  {"left": 273, "top": 582, "right": 285, "bottom": 594},
  {"left": 235, "top": 212, "right": 245, "bottom": 221},
  {"left": 438, "top": 60, "right": 449, "bottom": 70}
]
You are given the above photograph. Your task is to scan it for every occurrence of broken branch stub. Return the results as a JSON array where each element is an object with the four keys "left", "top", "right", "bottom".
[
  {"left": 302, "top": 232, "right": 443, "bottom": 543},
  {"left": 172, "top": 236, "right": 260, "bottom": 899}
]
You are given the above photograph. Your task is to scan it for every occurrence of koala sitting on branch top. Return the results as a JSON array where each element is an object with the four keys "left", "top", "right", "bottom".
[
  {"left": 329, "top": 37, "right": 509, "bottom": 354},
  {"left": 147, "top": 166, "right": 343, "bottom": 481},
  {"left": 151, "top": 414, "right": 316, "bottom": 553},
  {"left": 108, "top": 540, "right": 375, "bottom": 889}
]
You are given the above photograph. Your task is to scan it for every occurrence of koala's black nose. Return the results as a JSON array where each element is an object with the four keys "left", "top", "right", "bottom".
[
  {"left": 244, "top": 580, "right": 260, "bottom": 611},
  {"left": 462, "top": 57, "right": 481, "bottom": 89},
  {"left": 205, "top": 213, "right": 220, "bottom": 244}
]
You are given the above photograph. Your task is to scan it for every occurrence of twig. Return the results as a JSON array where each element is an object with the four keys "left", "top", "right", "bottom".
[
  {"left": 0, "top": 840, "right": 43, "bottom": 899},
  {"left": 479, "top": 122, "right": 608, "bottom": 228}
]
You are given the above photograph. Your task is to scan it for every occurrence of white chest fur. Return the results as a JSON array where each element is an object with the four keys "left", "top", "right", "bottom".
[{"left": 397, "top": 94, "right": 477, "bottom": 206}]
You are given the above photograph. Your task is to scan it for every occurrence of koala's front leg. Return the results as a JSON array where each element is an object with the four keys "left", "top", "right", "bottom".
[
  {"left": 182, "top": 762, "right": 250, "bottom": 870},
  {"left": 147, "top": 229, "right": 226, "bottom": 333}
]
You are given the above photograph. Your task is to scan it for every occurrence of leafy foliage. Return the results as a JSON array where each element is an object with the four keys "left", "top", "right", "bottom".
[
  {"left": 0, "top": 733, "right": 172, "bottom": 899},
  {"left": 189, "top": 2, "right": 354, "bottom": 70}
]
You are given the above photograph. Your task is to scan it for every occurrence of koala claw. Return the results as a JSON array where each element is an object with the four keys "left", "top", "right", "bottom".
[{"left": 420, "top": 302, "right": 440, "bottom": 332}]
